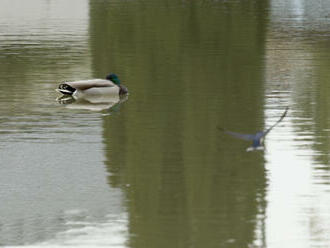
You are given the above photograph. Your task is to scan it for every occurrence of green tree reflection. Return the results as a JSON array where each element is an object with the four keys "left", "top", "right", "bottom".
[{"left": 89, "top": 0, "right": 269, "bottom": 247}]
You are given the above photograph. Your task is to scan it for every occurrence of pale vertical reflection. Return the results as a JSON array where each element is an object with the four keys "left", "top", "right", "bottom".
[
  {"left": 264, "top": 107, "right": 330, "bottom": 247},
  {"left": 265, "top": 0, "right": 330, "bottom": 246},
  {"left": 292, "top": 0, "right": 304, "bottom": 20},
  {"left": 37, "top": 213, "right": 128, "bottom": 247},
  {"left": 270, "top": 0, "right": 305, "bottom": 20},
  {"left": 264, "top": 112, "right": 313, "bottom": 247},
  {"left": 264, "top": 14, "right": 315, "bottom": 246},
  {"left": 0, "top": 0, "right": 91, "bottom": 81},
  {"left": 0, "top": 0, "right": 129, "bottom": 245}
]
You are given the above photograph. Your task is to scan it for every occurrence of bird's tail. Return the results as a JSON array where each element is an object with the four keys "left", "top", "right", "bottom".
[{"left": 56, "top": 83, "right": 76, "bottom": 95}]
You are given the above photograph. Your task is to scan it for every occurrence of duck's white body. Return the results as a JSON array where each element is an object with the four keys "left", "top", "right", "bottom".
[
  {"left": 56, "top": 79, "right": 120, "bottom": 99},
  {"left": 64, "top": 79, "right": 116, "bottom": 90},
  {"left": 70, "top": 79, "right": 120, "bottom": 99}
]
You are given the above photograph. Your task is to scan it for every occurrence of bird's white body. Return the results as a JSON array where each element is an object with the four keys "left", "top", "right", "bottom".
[{"left": 246, "top": 146, "right": 264, "bottom": 152}]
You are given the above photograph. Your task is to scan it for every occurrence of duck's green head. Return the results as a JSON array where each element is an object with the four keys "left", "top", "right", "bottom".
[{"left": 106, "top": 73, "right": 121, "bottom": 85}]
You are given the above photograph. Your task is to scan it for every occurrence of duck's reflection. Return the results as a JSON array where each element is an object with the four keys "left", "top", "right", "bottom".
[{"left": 56, "top": 94, "right": 128, "bottom": 112}]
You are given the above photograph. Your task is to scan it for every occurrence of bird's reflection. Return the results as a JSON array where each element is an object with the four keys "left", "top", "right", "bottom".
[
  {"left": 218, "top": 107, "right": 289, "bottom": 152},
  {"left": 56, "top": 94, "right": 128, "bottom": 113}
]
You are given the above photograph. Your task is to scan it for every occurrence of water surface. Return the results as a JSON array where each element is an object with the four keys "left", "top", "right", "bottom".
[{"left": 1, "top": 0, "right": 330, "bottom": 247}]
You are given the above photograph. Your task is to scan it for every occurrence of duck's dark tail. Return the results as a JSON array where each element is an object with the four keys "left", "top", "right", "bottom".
[
  {"left": 57, "top": 83, "right": 76, "bottom": 95},
  {"left": 119, "top": 85, "right": 128, "bottom": 95}
]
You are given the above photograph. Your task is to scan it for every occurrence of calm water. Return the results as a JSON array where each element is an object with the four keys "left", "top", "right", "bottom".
[{"left": 1, "top": 0, "right": 330, "bottom": 247}]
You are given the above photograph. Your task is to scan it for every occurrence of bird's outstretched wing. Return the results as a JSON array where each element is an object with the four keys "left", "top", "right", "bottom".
[
  {"left": 262, "top": 107, "right": 289, "bottom": 137},
  {"left": 217, "top": 127, "right": 256, "bottom": 141}
]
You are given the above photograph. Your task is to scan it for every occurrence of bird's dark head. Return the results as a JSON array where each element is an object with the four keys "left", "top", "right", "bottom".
[{"left": 106, "top": 73, "right": 121, "bottom": 85}]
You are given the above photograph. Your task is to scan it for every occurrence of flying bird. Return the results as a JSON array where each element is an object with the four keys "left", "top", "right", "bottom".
[{"left": 218, "top": 107, "right": 289, "bottom": 151}]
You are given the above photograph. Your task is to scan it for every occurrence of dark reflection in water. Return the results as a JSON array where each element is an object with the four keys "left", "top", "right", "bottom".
[{"left": 90, "top": 0, "right": 269, "bottom": 247}]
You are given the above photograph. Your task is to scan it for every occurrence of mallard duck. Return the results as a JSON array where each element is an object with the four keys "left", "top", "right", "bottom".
[{"left": 56, "top": 73, "right": 128, "bottom": 98}]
